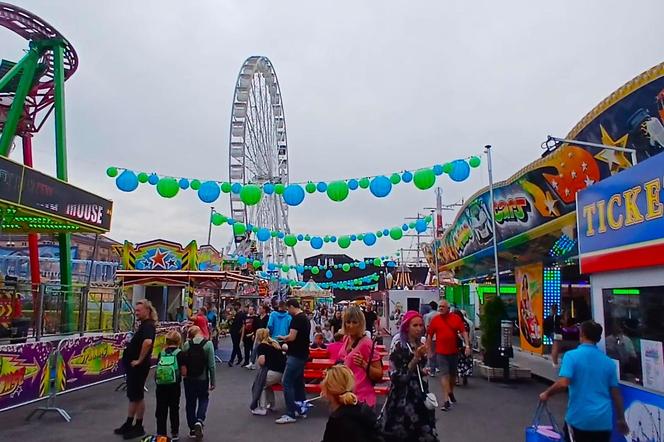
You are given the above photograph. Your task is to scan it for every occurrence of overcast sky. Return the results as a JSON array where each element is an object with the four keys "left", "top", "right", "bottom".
[{"left": 3, "top": 0, "right": 663, "bottom": 263}]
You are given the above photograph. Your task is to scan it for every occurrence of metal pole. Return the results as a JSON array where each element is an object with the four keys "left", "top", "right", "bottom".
[
  {"left": 547, "top": 136, "right": 638, "bottom": 166},
  {"left": 485, "top": 145, "right": 501, "bottom": 294},
  {"left": 431, "top": 210, "right": 441, "bottom": 299},
  {"left": 207, "top": 207, "right": 214, "bottom": 245}
]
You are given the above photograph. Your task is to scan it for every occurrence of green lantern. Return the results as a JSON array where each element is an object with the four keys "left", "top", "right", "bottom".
[
  {"left": 442, "top": 163, "right": 453, "bottom": 174},
  {"left": 425, "top": 215, "right": 433, "bottom": 223},
  {"left": 326, "top": 180, "right": 350, "bottom": 202},
  {"left": 338, "top": 236, "right": 351, "bottom": 249},
  {"left": 137, "top": 172, "right": 149, "bottom": 184},
  {"left": 469, "top": 156, "right": 481, "bottom": 168},
  {"left": 252, "top": 260, "right": 262, "bottom": 269},
  {"left": 271, "top": 231, "right": 279, "bottom": 238},
  {"left": 281, "top": 264, "right": 290, "bottom": 273},
  {"left": 413, "top": 168, "right": 436, "bottom": 190},
  {"left": 106, "top": 167, "right": 119, "bottom": 177},
  {"left": 409, "top": 222, "right": 416, "bottom": 229},
  {"left": 233, "top": 223, "right": 247, "bottom": 235},
  {"left": 357, "top": 234, "right": 364, "bottom": 241},
  {"left": 305, "top": 182, "right": 317, "bottom": 193},
  {"left": 311, "top": 266, "right": 320, "bottom": 275},
  {"left": 373, "top": 258, "right": 382, "bottom": 267},
  {"left": 376, "top": 231, "right": 383, "bottom": 238},
  {"left": 342, "top": 263, "right": 351, "bottom": 272},
  {"left": 156, "top": 177, "right": 180, "bottom": 198},
  {"left": 389, "top": 227, "right": 403, "bottom": 240},
  {"left": 304, "top": 234, "right": 311, "bottom": 241},
  {"left": 275, "top": 184, "right": 286, "bottom": 195},
  {"left": 289, "top": 280, "right": 297, "bottom": 287},
  {"left": 389, "top": 173, "right": 401, "bottom": 185},
  {"left": 221, "top": 182, "right": 232, "bottom": 193},
  {"left": 240, "top": 184, "right": 262, "bottom": 206},
  {"left": 190, "top": 179, "right": 201, "bottom": 190},
  {"left": 359, "top": 177, "right": 370, "bottom": 189},
  {"left": 211, "top": 213, "right": 226, "bottom": 226},
  {"left": 284, "top": 234, "right": 298, "bottom": 247}
]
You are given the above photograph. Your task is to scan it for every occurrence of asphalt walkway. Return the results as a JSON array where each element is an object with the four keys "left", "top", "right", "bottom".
[{"left": 2, "top": 339, "right": 567, "bottom": 442}]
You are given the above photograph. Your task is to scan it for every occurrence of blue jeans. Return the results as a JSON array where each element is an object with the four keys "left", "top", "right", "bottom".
[
  {"left": 183, "top": 378, "right": 209, "bottom": 430},
  {"left": 282, "top": 356, "right": 306, "bottom": 418}
]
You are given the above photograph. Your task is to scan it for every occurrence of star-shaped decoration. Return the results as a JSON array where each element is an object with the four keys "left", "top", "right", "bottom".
[
  {"left": 564, "top": 188, "right": 571, "bottom": 197},
  {"left": 150, "top": 249, "right": 168, "bottom": 269},
  {"left": 543, "top": 192, "right": 560, "bottom": 217},
  {"left": 550, "top": 179, "right": 558, "bottom": 190},
  {"left": 581, "top": 161, "right": 588, "bottom": 171},
  {"left": 571, "top": 170, "right": 577, "bottom": 179},
  {"left": 594, "top": 125, "right": 632, "bottom": 174},
  {"left": 584, "top": 175, "right": 595, "bottom": 187},
  {"left": 568, "top": 152, "right": 573, "bottom": 158}
]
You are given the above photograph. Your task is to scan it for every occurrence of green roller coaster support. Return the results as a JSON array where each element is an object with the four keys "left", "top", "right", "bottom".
[
  {"left": 52, "top": 41, "right": 74, "bottom": 331},
  {"left": 0, "top": 47, "right": 40, "bottom": 156}
]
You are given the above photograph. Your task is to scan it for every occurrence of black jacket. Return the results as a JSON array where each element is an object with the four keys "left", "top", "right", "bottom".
[{"left": 322, "top": 403, "right": 383, "bottom": 442}]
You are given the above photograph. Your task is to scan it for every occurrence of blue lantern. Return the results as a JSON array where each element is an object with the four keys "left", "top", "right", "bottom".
[
  {"left": 449, "top": 159, "right": 471, "bottom": 182},
  {"left": 263, "top": 183, "right": 275, "bottom": 195},
  {"left": 402, "top": 223, "right": 409, "bottom": 231},
  {"left": 325, "top": 269, "right": 333, "bottom": 279},
  {"left": 310, "top": 236, "right": 324, "bottom": 249},
  {"left": 296, "top": 265, "right": 305, "bottom": 274},
  {"left": 369, "top": 175, "right": 392, "bottom": 198},
  {"left": 358, "top": 261, "right": 367, "bottom": 270},
  {"left": 415, "top": 219, "right": 428, "bottom": 233},
  {"left": 433, "top": 164, "right": 444, "bottom": 176},
  {"left": 178, "top": 178, "right": 190, "bottom": 189},
  {"left": 350, "top": 234, "right": 357, "bottom": 241},
  {"left": 148, "top": 173, "right": 159, "bottom": 185},
  {"left": 257, "top": 228, "right": 271, "bottom": 242},
  {"left": 402, "top": 171, "right": 413, "bottom": 183},
  {"left": 283, "top": 184, "right": 305, "bottom": 206},
  {"left": 316, "top": 182, "right": 328, "bottom": 193},
  {"left": 297, "top": 234, "right": 304, "bottom": 241},
  {"left": 237, "top": 256, "right": 247, "bottom": 265},
  {"left": 348, "top": 179, "right": 359, "bottom": 190},
  {"left": 383, "top": 229, "right": 390, "bottom": 236},
  {"left": 198, "top": 181, "right": 220, "bottom": 203},
  {"left": 116, "top": 170, "right": 139, "bottom": 192},
  {"left": 277, "top": 231, "right": 285, "bottom": 239},
  {"left": 363, "top": 233, "right": 377, "bottom": 246},
  {"left": 231, "top": 182, "right": 242, "bottom": 194}
]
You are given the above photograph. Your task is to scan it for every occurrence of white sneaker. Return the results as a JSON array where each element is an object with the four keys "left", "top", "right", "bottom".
[
  {"left": 249, "top": 363, "right": 257, "bottom": 370},
  {"left": 251, "top": 407, "right": 267, "bottom": 416},
  {"left": 243, "top": 363, "right": 251, "bottom": 369},
  {"left": 275, "top": 415, "right": 297, "bottom": 424}
]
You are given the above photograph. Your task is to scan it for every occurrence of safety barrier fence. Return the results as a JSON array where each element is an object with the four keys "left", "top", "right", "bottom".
[{"left": 0, "top": 324, "right": 180, "bottom": 421}]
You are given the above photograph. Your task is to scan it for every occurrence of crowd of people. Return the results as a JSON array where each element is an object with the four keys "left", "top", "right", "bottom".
[{"left": 113, "top": 296, "right": 629, "bottom": 442}]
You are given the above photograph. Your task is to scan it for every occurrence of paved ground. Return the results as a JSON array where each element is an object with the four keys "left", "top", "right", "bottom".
[{"left": 2, "top": 339, "right": 567, "bottom": 442}]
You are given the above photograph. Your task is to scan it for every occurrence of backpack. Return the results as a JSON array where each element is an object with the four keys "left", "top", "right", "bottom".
[
  {"left": 155, "top": 349, "right": 181, "bottom": 385},
  {"left": 184, "top": 339, "right": 208, "bottom": 378}
]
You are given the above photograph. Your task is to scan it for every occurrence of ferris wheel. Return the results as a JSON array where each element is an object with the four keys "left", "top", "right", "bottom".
[{"left": 228, "top": 56, "right": 295, "bottom": 265}]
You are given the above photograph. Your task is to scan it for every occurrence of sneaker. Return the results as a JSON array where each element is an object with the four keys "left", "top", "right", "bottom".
[
  {"left": 122, "top": 425, "right": 146, "bottom": 440},
  {"left": 227, "top": 361, "right": 234, "bottom": 367},
  {"left": 251, "top": 407, "right": 268, "bottom": 416},
  {"left": 249, "top": 363, "right": 257, "bottom": 370},
  {"left": 113, "top": 422, "right": 133, "bottom": 435},
  {"left": 440, "top": 401, "right": 451, "bottom": 412},
  {"left": 242, "top": 363, "right": 251, "bottom": 368},
  {"left": 171, "top": 434, "right": 180, "bottom": 441},
  {"left": 449, "top": 393, "right": 457, "bottom": 404},
  {"left": 194, "top": 422, "right": 203, "bottom": 440},
  {"left": 275, "top": 414, "right": 297, "bottom": 424},
  {"left": 189, "top": 429, "right": 196, "bottom": 438},
  {"left": 245, "top": 363, "right": 254, "bottom": 370}
]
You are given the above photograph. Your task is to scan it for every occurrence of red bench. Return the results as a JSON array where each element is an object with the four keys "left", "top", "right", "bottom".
[{"left": 271, "top": 384, "right": 389, "bottom": 395}]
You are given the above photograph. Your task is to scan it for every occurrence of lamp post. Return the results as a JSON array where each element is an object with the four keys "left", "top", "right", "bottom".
[
  {"left": 207, "top": 206, "right": 214, "bottom": 246},
  {"left": 485, "top": 145, "right": 500, "bottom": 294}
]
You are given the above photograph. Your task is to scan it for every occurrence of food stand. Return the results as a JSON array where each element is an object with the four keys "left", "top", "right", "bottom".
[{"left": 292, "top": 279, "right": 334, "bottom": 311}]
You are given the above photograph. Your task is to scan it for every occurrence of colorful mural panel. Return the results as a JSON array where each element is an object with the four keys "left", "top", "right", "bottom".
[
  {"left": 431, "top": 61, "right": 664, "bottom": 268},
  {"left": 515, "top": 263, "right": 543, "bottom": 354},
  {"left": 118, "top": 239, "right": 224, "bottom": 272},
  {"left": 0, "top": 341, "right": 53, "bottom": 411}
]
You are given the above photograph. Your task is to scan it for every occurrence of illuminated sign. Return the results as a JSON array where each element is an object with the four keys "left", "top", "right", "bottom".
[{"left": 577, "top": 153, "right": 664, "bottom": 274}]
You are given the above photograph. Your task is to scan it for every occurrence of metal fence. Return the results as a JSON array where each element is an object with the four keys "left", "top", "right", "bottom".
[{"left": 0, "top": 281, "right": 134, "bottom": 342}]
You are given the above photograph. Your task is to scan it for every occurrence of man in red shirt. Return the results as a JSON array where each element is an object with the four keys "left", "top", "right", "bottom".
[
  {"left": 191, "top": 307, "right": 210, "bottom": 339},
  {"left": 426, "top": 300, "right": 471, "bottom": 411}
]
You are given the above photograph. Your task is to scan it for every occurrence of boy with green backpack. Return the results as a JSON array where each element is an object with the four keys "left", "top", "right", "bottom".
[{"left": 154, "top": 330, "right": 185, "bottom": 441}]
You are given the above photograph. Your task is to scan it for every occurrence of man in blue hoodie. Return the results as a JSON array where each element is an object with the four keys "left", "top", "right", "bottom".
[{"left": 268, "top": 301, "right": 292, "bottom": 338}]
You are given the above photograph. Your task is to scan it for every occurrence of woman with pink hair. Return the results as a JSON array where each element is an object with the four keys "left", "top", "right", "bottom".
[{"left": 382, "top": 311, "right": 439, "bottom": 441}]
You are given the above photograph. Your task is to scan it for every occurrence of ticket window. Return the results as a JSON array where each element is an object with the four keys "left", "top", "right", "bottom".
[{"left": 602, "top": 286, "right": 664, "bottom": 391}]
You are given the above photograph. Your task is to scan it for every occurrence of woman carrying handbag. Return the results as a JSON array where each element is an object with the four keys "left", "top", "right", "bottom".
[{"left": 382, "top": 311, "right": 439, "bottom": 442}]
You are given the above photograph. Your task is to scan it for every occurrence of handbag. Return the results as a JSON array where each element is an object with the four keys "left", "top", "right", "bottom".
[
  {"left": 525, "top": 401, "right": 562, "bottom": 441},
  {"left": 408, "top": 343, "right": 438, "bottom": 410}
]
